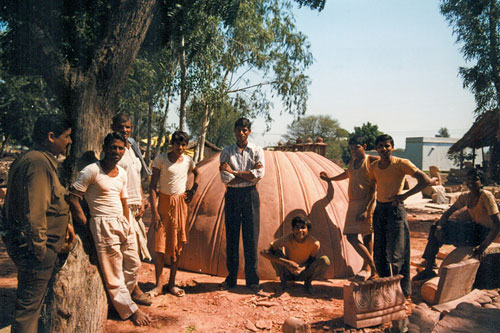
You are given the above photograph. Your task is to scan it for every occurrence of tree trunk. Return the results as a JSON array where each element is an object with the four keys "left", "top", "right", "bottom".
[
  {"left": 146, "top": 103, "right": 153, "bottom": 165},
  {"left": 25, "top": 1, "right": 160, "bottom": 331},
  {"left": 155, "top": 99, "right": 170, "bottom": 156},
  {"left": 40, "top": 234, "right": 107, "bottom": 333},
  {"left": 155, "top": 62, "right": 177, "bottom": 156},
  {"left": 179, "top": 34, "right": 188, "bottom": 132},
  {"left": 0, "top": 134, "right": 9, "bottom": 158},
  {"left": 197, "top": 103, "right": 212, "bottom": 163}
]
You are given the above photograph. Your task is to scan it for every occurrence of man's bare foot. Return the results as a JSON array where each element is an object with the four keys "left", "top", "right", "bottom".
[
  {"left": 146, "top": 285, "right": 163, "bottom": 297},
  {"left": 168, "top": 286, "right": 185, "bottom": 297},
  {"left": 131, "top": 309, "right": 150, "bottom": 326}
]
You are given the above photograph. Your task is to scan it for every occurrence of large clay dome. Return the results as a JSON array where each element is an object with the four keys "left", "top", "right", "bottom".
[{"left": 180, "top": 150, "right": 363, "bottom": 279}]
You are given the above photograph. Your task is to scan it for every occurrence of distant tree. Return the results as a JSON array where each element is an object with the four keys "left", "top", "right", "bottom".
[
  {"left": 350, "top": 122, "right": 382, "bottom": 151},
  {"left": 435, "top": 127, "right": 450, "bottom": 137},
  {"left": 282, "top": 115, "right": 349, "bottom": 160},
  {"left": 441, "top": 0, "right": 500, "bottom": 113},
  {"left": 283, "top": 115, "right": 345, "bottom": 142},
  {"left": 441, "top": 0, "right": 500, "bottom": 179}
]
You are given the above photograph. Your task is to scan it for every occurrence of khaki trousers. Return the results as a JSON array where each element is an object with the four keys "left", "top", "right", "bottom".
[{"left": 90, "top": 216, "right": 140, "bottom": 319}]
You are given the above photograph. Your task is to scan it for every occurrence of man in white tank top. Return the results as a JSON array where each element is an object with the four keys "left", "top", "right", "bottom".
[{"left": 68, "top": 133, "right": 150, "bottom": 326}]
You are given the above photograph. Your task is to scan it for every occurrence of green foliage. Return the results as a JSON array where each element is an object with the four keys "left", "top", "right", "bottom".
[
  {"left": 187, "top": 95, "right": 252, "bottom": 148},
  {"left": 350, "top": 122, "right": 383, "bottom": 151},
  {"left": 435, "top": 127, "right": 450, "bottom": 137},
  {"left": 441, "top": 0, "right": 500, "bottom": 113},
  {"left": 119, "top": 47, "right": 179, "bottom": 139},
  {"left": 0, "top": 70, "right": 57, "bottom": 148},
  {"left": 282, "top": 115, "right": 347, "bottom": 142},
  {"left": 184, "top": 0, "right": 315, "bottom": 147},
  {"left": 0, "top": 0, "right": 112, "bottom": 75},
  {"left": 282, "top": 115, "right": 349, "bottom": 161},
  {"left": 327, "top": 139, "right": 348, "bottom": 165}
]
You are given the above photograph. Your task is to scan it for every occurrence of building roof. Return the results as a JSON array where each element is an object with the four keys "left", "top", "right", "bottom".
[
  {"left": 448, "top": 111, "right": 499, "bottom": 153},
  {"left": 187, "top": 138, "right": 222, "bottom": 152},
  {"left": 406, "top": 137, "right": 458, "bottom": 144}
]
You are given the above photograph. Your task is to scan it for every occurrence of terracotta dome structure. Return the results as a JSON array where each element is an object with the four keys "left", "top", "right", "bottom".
[{"left": 179, "top": 150, "right": 363, "bottom": 279}]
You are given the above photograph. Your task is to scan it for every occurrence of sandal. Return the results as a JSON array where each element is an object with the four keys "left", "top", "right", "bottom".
[{"left": 168, "top": 286, "right": 185, "bottom": 297}]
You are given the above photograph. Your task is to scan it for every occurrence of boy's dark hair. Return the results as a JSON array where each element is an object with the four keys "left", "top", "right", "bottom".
[
  {"left": 32, "top": 114, "right": 71, "bottom": 144},
  {"left": 234, "top": 117, "right": 251, "bottom": 129},
  {"left": 466, "top": 168, "right": 483, "bottom": 183},
  {"left": 291, "top": 215, "right": 312, "bottom": 230},
  {"left": 171, "top": 131, "right": 189, "bottom": 145},
  {"left": 348, "top": 136, "right": 366, "bottom": 146},
  {"left": 375, "top": 134, "right": 394, "bottom": 147},
  {"left": 104, "top": 132, "right": 127, "bottom": 147},
  {"left": 111, "top": 113, "right": 131, "bottom": 127}
]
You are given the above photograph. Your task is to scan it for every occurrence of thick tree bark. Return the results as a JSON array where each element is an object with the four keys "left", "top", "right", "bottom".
[{"left": 40, "top": 236, "right": 107, "bottom": 333}]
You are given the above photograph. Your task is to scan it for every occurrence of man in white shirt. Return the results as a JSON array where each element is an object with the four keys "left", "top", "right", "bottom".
[
  {"left": 219, "top": 118, "right": 265, "bottom": 293},
  {"left": 111, "top": 114, "right": 152, "bottom": 305},
  {"left": 68, "top": 133, "right": 150, "bottom": 326}
]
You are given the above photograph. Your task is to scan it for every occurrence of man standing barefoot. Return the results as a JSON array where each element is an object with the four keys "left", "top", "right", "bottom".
[
  {"left": 320, "top": 136, "right": 378, "bottom": 281},
  {"left": 69, "top": 133, "right": 150, "bottom": 326}
]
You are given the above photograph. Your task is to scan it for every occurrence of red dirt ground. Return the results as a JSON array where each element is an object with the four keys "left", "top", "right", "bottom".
[{"left": 0, "top": 207, "right": 451, "bottom": 332}]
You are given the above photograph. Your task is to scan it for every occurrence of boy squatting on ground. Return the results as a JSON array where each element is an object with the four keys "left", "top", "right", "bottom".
[
  {"left": 68, "top": 132, "right": 150, "bottom": 326},
  {"left": 413, "top": 168, "right": 500, "bottom": 281},
  {"left": 148, "top": 131, "right": 198, "bottom": 297},
  {"left": 260, "top": 216, "right": 330, "bottom": 294},
  {"left": 320, "top": 135, "right": 378, "bottom": 281},
  {"left": 369, "top": 134, "right": 433, "bottom": 298}
]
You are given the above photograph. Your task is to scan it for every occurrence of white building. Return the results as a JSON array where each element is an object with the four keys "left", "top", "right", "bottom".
[{"left": 401, "top": 137, "right": 483, "bottom": 172}]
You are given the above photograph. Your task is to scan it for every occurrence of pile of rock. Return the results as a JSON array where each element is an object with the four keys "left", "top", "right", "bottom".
[{"left": 409, "top": 290, "right": 500, "bottom": 332}]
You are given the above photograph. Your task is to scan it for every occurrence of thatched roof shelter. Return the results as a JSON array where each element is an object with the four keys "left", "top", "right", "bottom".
[{"left": 449, "top": 111, "right": 498, "bottom": 153}]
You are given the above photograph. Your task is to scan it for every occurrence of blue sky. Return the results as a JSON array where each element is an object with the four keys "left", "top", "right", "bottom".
[{"left": 249, "top": 0, "right": 477, "bottom": 149}]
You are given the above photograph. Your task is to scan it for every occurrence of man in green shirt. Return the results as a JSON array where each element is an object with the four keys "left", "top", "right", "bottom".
[{"left": 1, "top": 114, "right": 74, "bottom": 333}]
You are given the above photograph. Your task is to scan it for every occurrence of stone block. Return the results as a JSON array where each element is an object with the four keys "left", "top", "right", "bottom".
[
  {"left": 438, "top": 258, "right": 479, "bottom": 304},
  {"left": 282, "top": 317, "right": 310, "bottom": 333},
  {"left": 431, "top": 289, "right": 485, "bottom": 313},
  {"left": 343, "top": 275, "right": 407, "bottom": 329},
  {"left": 408, "top": 306, "right": 440, "bottom": 333},
  {"left": 474, "top": 243, "right": 500, "bottom": 289},
  {"left": 432, "top": 302, "right": 500, "bottom": 332},
  {"left": 420, "top": 277, "right": 439, "bottom": 305}
]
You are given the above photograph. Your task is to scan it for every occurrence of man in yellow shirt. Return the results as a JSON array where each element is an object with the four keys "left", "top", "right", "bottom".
[
  {"left": 414, "top": 169, "right": 500, "bottom": 281},
  {"left": 370, "top": 134, "right": 433, "bottom": 297},
  {"left": 260, "top": 216, "right": 330, "bottom": 294}
]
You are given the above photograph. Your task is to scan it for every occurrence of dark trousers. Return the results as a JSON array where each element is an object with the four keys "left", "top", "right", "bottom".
[
  {"left": 3, "top": 235, "right": 58, "bottom": 333},
  {"left": 270, "top": 248, "right": 330, "bottom": 283},
  {"left": 224, "top": 186, "right": 260, "bottom": 286},
  {"left": 422, "top": 219, "right": 490, "bottom": 265},
  {"left": 373, "top": 201, "right": 411, "bottom": 297}
]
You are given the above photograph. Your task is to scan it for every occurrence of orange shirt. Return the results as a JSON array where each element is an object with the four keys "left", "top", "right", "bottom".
[
  {"left": 370, "top": 156, "right": 419, "bottom": 203},
  {"left": 271, "top": 233, "right": 320, "bottom": 266},
  {"left": 347, "top": 155, "right": 375, "bottom": 201},
  {"left": 454, "top": 190, "right": 499, "bottom": 230}
]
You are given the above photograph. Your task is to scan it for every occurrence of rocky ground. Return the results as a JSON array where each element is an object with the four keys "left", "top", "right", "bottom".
[{"left": 0, "top": 203, "right": 451, "bottom": 333}]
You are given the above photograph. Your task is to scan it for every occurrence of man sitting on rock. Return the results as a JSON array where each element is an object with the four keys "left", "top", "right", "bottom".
[
  {"left": 413, "top": 169, "right": 500, "bottom": 281},
  {"left": 260, "top": 215, "right": 330, "bottom": 294}
]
